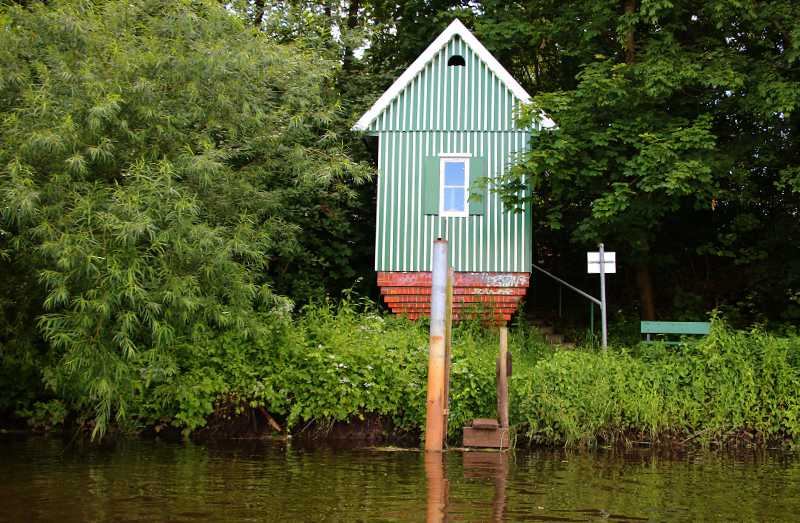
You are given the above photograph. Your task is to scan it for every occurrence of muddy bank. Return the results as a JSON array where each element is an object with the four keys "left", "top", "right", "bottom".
[
  {"left": 189, "top": 408, "right": 420, "bottom": 446},
  {"left": 5, "top": 406, "right": 795, "bottom": 451},
  {"left": 144, "top": 416, "right": 800, "bottom": 451}
]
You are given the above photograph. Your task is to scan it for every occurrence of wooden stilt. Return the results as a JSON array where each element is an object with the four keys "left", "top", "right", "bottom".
[
  {"left": 462, "top": 323, "right": 512, "bottom": 449},
  {"left": 497, "top": 324, "right": 509, "bottom": 429},
  {"left": 443, "top": 268, "right": 454, "bottom": 442}
]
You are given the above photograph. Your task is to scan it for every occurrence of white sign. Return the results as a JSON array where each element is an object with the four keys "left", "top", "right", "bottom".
[{"left": 587, "top": 251, "right": 616, "bottom": 274}]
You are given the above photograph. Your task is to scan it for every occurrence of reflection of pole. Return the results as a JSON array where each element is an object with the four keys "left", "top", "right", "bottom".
[
  {"left": 462, "top": 452, "right": 508, "bottom": 523},
  {"left": 491, "top": 453, "right": 508, "bottom": 522},
  {"left": 425, "top": 452, "right": 447, "bottom": 523},
  {"left": 497, "top": 325, "right": 509, "bottom": 428},
  {"left": 425, "top": 239, "right": 448, "bottom": 451},
  {"left": 599, "top": 243, "right": 608, "bottom": 350}
]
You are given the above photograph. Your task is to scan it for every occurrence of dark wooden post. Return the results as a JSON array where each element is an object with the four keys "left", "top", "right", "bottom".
[
  {"left": 443, "top": 268, "right": 454, "bottom": 442},
  {"left": 497, "top": 324, "right": 509, "bottom": 429}
]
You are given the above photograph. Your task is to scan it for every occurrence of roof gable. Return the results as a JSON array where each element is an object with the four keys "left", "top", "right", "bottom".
[{"left": 353, "top": 19, "right": 554, "bottom": 131}]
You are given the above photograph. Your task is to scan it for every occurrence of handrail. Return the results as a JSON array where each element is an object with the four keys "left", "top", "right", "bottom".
[{"left": 531, "top": 263, "right": 601, "bottom": 307}]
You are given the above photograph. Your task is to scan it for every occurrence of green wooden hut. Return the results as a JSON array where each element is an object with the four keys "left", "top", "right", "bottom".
[{"left": 354, "top": 19, "right": 553, "bottom": 321}]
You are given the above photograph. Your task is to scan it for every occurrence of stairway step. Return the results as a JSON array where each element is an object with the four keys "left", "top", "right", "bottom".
[
  {"left": 545, "top": 334, "right": 564, "bottom": 344},
  {"left": 470, "top": 418, "right": 500, "bottom": 430},
  {"left": 463, "top": 426, "right": 510, "bottom": 448}
]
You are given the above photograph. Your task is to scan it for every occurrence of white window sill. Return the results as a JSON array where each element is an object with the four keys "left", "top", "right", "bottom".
[{"left": 438, "top": 152, "right": 472, "bottom": 158}]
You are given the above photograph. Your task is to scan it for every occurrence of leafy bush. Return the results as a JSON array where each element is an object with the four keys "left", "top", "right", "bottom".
[
  {"left": 16, "top": 400, "right": 68, "bottom": 432},
  {"left": 143, "top": 311, "right": 799, "bottom": 448},
  {"left": 132, "top": 297, "right": 542, "bottom": 441},
  {"left": 513, "top": 321, "right": 800, "bottom": 447},
  {"left": 8, "top": 272, "right": 799, "bottom": 448},
  {"left": 0, "top": 0, "right": 367, "bottom": 438}
]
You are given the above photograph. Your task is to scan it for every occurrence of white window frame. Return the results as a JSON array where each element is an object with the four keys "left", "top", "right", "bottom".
[{"left": 439, "top": 155, "right": 470, "bottom": 217}]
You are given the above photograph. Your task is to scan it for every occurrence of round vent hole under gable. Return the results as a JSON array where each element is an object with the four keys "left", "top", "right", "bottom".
[{"left": 447, "top": 55, "right": 466, "bottom": 67}]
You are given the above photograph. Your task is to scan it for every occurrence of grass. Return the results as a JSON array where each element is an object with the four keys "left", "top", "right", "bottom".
[{"left": 512, "top": 323, "right": 800, "bottom": 448}]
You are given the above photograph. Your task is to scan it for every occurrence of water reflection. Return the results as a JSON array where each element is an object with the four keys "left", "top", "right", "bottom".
[
  {"left": 426, "top": 451, "right": 510, "bottom": 522},
  {"left": 425, "top": 453, "right": 447, "bottom": 522},
  {"left": 462, "top": 451, "right": 508, "bottom": 522},
  {"left": 1, "top": 436, "right": 799, "bottom": 522}
]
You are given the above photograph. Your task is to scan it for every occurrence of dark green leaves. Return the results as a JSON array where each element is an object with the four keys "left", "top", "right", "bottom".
[{"left": 0, "top": 0, "right": 368, "bottom": 437}]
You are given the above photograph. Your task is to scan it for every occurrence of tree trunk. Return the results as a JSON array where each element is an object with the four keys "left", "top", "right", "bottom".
[
  {"left": 252, "top": 0, "right": 266, "bottom": 28},
  {"left": 624, "top": 0, "right": 636, "bottom": 64},
  {"left": 636, "top": 265, "right": 656, "bottom": 320},
  {"left": 342, "top": 0, "right": 361, "bottom": 73},
  {"left": 625, "top": 1, "right": 649, "bottom": 318}
]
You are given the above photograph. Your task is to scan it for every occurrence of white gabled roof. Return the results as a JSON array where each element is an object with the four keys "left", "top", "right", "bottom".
[{"left": 352, "top": 19, "right": 555, "bottom": 131}]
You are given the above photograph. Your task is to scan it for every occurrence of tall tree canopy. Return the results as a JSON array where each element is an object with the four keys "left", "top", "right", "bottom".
[
  {"left": 2, "top": 0, "right": 800, "bottom": 437},
  {"left": 0, "top": 0, "right": 368, "bottom": 435},
  {"left": 486, "top": 0, "right": 800, "bottom": 322}
]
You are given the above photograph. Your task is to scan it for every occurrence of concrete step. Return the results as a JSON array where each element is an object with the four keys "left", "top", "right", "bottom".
[
  {"left": 532, "top": 317, "right": 575, "bottom": 347},
  {"left": 545, "top": 333, "right": 564, "bottom": 345},
  {"left": 470, "top": 418, "right": 500, "bottom": 430},
  {"left": 463, "top": 426, "right": 510, "bottom": 448}
]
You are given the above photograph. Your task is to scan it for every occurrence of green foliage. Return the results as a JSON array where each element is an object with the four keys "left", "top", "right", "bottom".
[
  {"left": 491, "top": 0, "right": 800, "bottom": 247},
  {"left": 96, "top": 306, "right": 800, "bottom": 449},
  {"left": 514, "top": 321, "right": 800, "bottom": 447},
  {"left": 484, "top": 0, "right": 800, "bottom": 319},
  {"left": 0, "top": 0, "right": 368, "bottom": 437},
  {"left": 2, "top": 0, "right": 799, "bottom": 448},
  {"left": 16, "top": 399, "right": 68, "bottom": 432},
  {"left": 9, "top": 287, "right": 799, "bottom": 449},
  {"left": 133, "top": 297, "right": 541, "bottom": 442},
  {"left": 286, "top": 298, "right": 428, "bottom": 430}
]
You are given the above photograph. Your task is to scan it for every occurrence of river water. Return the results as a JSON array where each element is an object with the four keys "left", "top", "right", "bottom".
[{"left": 0, "top": 435, "right": 797, "bottom": 522}]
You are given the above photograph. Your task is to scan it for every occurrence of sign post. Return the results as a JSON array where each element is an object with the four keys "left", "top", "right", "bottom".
[
  {"left": 599, "top": 244, "right": 607, "bottom": 350},
  {"left": 587, "top": 244, "right": 616, "bottom": 350}
]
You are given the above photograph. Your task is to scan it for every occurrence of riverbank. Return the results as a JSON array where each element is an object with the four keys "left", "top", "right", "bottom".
[{"left": 4, "top": 300, "right": 800, "bottom": 449}]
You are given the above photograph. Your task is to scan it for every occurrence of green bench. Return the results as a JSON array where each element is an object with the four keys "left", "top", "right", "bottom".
[{"left": 641, "top": 321, "right": 710, "bottom": 345}]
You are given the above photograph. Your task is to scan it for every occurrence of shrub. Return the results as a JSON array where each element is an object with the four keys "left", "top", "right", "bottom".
[{"left": 512, "top": 321, "right": 800, "bottom": 447}]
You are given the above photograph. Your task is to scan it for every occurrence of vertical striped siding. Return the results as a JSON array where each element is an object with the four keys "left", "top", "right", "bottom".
[
  {"left": 368, "top": 36, "right": 526, "bottom": 133},
  {"left": 370, "top": 35, "right": 533, "bottom": 273},
  {"left": 374, "top": 130, "right": 529, "bottom": 272}
]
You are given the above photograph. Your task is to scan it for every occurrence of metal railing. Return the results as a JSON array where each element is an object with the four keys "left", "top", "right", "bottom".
[{"left": 531, "top": 263, "right": 605, "bottom": 349}]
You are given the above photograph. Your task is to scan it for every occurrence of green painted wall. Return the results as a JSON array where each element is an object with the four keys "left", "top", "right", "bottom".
[{"left": 367, "top": 35, "right": 535, "bottom": 273}]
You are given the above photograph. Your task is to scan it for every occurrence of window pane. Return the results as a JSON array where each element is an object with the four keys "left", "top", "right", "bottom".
[
  {"left": 444, "top": 161, "right": 465, "bottom": 186},
  {"left": 444, "top": 187, "right": 465, "bottom": 212}
]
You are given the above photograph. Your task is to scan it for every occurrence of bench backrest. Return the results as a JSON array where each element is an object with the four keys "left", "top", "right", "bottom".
[{"left": 640, "top": 321, "right": 710, "bottom": 335}]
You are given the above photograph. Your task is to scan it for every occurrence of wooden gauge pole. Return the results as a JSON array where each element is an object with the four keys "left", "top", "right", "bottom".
[{"left": 425, "top": 239, "right": 449, "bottom": 451}]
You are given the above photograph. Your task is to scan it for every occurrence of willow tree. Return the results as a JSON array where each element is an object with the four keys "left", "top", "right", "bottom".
[{"left": 0, "top": 0, "right": 368, "bottom": 436}]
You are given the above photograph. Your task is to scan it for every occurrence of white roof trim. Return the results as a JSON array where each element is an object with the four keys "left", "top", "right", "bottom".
[{"left": 352, "top": 19, "right": 555, "bottom": 131}]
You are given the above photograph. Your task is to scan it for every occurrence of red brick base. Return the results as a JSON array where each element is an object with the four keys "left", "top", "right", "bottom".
[{"left": 377, "top": 271, "right": 530, "bottom": 322}]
